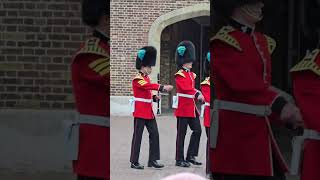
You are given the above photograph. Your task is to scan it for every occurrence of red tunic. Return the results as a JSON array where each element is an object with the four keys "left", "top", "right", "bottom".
[
  {"left": 174, "top": 69, "right": 200, "bottom": 118},
  {"left": 132, "top": 73, "right": 160, "bottom": 120},
  {"left": 201, "top": 77, "right": 211, "bottom": 127},
  {"left": 72, "top": 36, "right": 109, "bottom": 179},
  {"left": 210, "top": 26, "right": 288, "bottom": 176},
  {"left": 291, "top": 49, "right": 320, "bottom": 180}
]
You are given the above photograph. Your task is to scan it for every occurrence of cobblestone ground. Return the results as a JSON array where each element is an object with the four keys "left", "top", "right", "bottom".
[{"left": 111, "top": 115, "right": 300, "bottom": 180}]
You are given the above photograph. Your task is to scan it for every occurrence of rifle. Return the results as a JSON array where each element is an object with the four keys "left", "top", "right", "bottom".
[{"left": 157, "top": 73, "right": 161, "bottom": 115}]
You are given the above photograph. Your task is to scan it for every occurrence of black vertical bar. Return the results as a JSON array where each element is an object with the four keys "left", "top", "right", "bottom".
[
  {"left": 200, "top": 24, "right": 203, "bottom": 83},
  {"left": 287, "top": 0, "right": 295, "bottom": 90},
  {"left": 157, "top": 73, "right": 160, "bottom": 115}
]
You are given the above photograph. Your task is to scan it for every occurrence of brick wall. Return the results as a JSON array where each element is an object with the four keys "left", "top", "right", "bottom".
[
  {"left": 110, "top": 0, "right": 210, "bottom": 96},
  {"left": 0, "top": 0, "right": 90, "bottom": 109}
]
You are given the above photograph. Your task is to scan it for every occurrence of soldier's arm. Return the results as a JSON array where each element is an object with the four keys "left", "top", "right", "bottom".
[{"left": 133, "top": 79, "right": 164, "bottom": 92}]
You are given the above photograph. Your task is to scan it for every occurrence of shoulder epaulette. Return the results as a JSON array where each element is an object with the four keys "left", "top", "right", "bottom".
[
  {"left": 88, "top": 57, "right": 109, "bottom": 76},
  {"left": 133, "top": 73, "right": 145, "bottom": 80},
  {"left": 210, "top": 26, "right": 242, "bottom": 51},
  {"left": 133, "top": 74, "right": 148, "bottom": 86},
  {"left": 75, "top": 38, "right": 109, "bottom": 58},
  {"left": 290, "top": 49, "right": 320, "bottom": 76},
  {"left": 175, "top": 70, "right": 186, "bottom": 78},
  {"left": 137, "top": 79, "right": 148, "bottom": 86},
  {"left": 264, "top": 35, "right": 276, "bottom": 54},
  {"left": 201, "top": 77, "right": 210, "bottom": 85}
]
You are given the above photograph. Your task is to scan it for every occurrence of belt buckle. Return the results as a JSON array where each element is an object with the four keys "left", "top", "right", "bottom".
[
  {"left": 255, "top": 106, "right": 271, "bottom": 117},
  {"left": 264, "top": 106, "right": 272, "bottom": 116}
]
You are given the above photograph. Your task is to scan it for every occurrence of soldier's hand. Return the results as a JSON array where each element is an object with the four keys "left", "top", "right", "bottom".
[
  {"left": 280, "top": 103, "right": 303, "bottom": 129},
  {"left": 280, "top": 103, "right": 295, "bottom": 121},
  {"left": 197, "top": 94, "right": 204, "bottom": 102},
  {"left": 163, "top": 85, "right": 173, "bottom": 92},
  {"left": 292, "top": 109, "right": 304, "bottom": 129}
]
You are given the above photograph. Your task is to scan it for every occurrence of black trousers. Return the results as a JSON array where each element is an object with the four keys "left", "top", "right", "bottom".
[
  {"left": 205, "top": 127, "right": 210, "bottom": 174},
  {"left": 130, "top": 118, "right": 160, "bottom": 163},
  {"left": 175, "top": 116, "right": 202, "bottom": 161},
  {"left": 77, "top": 176, "right": 106, "bottom": 180}
]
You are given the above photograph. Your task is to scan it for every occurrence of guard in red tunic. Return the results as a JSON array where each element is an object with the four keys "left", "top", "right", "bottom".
[
  {"left": 290, "top": 49, "right": 320, "bottom": 180},
  {"left": 174, "top": 41, "right": 204, "bottom": 168},
  {"left": 201, "top": 52, "right": 211, "bottom": 133},
  {"left": 200, "top": 52, "right": 211, "bottom": 176},
  {"left": 210, "top": 0, "right": 303, "bottom": 179},
  {"left": 68, "top": 0, "right": 110, "bottom": 180},
  {"left": 290, "top": 1, "right": 320, "bottom": 179},
  {"left": 130, "top": 46, "right": 173, "bottom": 170}
]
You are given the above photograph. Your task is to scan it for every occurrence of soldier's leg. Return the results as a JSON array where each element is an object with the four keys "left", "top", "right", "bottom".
[
  {"left": 205, "top": 127, "right": 210, "bottom": 174},
  {"left": 186, "top": 116, "right": 202, "bottom": 158},
  {"left": 176, "top": 117, "right": 189, "bottom": 161},
  {"left": 205, "top": 127, "right": 209, "bottom": 138},
  {"left": 130, "top": 118, "right": 145, "bottom": 163},
  {"left": 145, "top": 119, "right": 160, "bottom": 162}
]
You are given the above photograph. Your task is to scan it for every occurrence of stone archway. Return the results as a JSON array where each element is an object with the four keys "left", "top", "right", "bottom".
[
  {"left": 147, "top": 3, "right": 209, "bottom": 114},
  {"left": 147, "top": 3, "right": 210, "bottom": 83}
]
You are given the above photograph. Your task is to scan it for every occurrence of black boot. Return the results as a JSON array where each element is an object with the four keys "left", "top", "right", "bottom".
[
  {"left": 175, "top": 160, "right": 190, "bottom": 167},
  {"left": 148, "top": 160, "right": 164, "bottom": 168},
  {"left": 186, "top": 156, "right": 202, "bottom": 165},
  {"left": 131, "top": 162, "right": 144, "bottom": 169}
]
